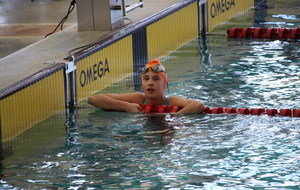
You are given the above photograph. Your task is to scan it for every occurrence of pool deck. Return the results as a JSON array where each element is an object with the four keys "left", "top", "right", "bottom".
[{"left": 0, "top": 0, "right": 180, "bottom": 91}]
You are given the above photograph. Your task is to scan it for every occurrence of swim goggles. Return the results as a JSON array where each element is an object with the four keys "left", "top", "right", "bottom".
[{"left": 141, "top": 66, "right": 166, "bottom": 74}]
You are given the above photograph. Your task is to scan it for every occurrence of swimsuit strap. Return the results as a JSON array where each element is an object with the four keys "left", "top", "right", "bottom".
[{"left": 164, "top": 96, "right": 169, "bottom": 106}]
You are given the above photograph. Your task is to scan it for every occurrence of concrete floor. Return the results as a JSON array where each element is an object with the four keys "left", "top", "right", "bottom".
[
  {"left": 0, "top": 0, "right": 180, "bottom": 90},
  {"left": 0, "top": 0, "right": 76, "bottom": 59}
]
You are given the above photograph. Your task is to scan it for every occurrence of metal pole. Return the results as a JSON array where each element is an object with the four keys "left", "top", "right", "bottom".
[{"left": 122, "top": 0, "right": 126, "bottom": 16}]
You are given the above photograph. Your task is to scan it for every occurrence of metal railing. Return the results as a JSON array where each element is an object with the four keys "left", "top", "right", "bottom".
[{"left": 121, "top": 0, "right": 143, "bottom": 16}]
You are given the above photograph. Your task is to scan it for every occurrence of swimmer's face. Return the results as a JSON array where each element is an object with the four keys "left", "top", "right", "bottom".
[{"left": 141, "top": 72, "right": 165, "bottom": 97}]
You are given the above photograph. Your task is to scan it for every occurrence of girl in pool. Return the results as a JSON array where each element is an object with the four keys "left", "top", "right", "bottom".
[{"left": 88, "top": 59, "right": 205, "bottom": 114}]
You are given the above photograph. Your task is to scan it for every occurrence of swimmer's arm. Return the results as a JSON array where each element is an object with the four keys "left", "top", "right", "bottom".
[
  {"left": 169, "top": 96, "right": 205, "bottom": 114},
  {"left": 87, "top": 92, "right": 144, "bottom": 112}
]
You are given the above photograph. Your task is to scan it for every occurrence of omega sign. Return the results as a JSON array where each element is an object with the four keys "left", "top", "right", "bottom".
[
  {"left": 210, "top": 0, "right": 235, "bottom": 18},
  {"left": 79, "top": 58, "right": 110, "bottom": 87}
]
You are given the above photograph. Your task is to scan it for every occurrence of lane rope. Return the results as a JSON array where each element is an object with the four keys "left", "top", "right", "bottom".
[
  {"left": 227, "top": 27, "right": 300, "bottom": 40},
  {"left": 205, "top": 107, "right": 300, "bottom": 117},
  {"left": 139, "top": 104, "right": 300, "bottom": 117}
]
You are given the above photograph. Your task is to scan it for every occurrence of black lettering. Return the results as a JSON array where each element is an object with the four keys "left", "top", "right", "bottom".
[
  {"left": 80, "top": 70, "right": 86, "bottom": 87},
  {"left": 87, "top": 67, "right": 93, "bottom": 85},
  {"left": 216, "top": 1, "right": 221, "bottom": 15},
  {"left": 210, "top": 3, "right": 216, "bottom": 18},
  {"left": 98, "top": 61, "right": 103, "bottom": 77},
  {"left": 210, "top": 0, "right": 236, "bottom": 18},
  {"left": 79, "top": 58, "right": 111, "bottom": 87},
  {"left": 222, "top": 0, "right": 225, "bottom": 12},
  {"left": 104, "top": 58, "right": 110, "bottom": 74},
  {"left": 93, "top": 63, "right": 97, "bottom": 81},
  {"left": 225, "top": 0, "right": 230, "bottom": 10}
]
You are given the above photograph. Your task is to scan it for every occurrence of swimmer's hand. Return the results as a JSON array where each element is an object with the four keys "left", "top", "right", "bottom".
[{"left": 121, "top": 102, "right": 144, "bottom": 113}]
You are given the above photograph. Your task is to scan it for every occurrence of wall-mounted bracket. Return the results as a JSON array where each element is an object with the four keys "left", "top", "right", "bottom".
[
  {"left": 64, "top": 58, "right": 77, "bottom": 115},
  {"left": 65, "top": 60, "right": 76, "bottom": 74},
  {"left": 198, "top": 0, "right": 208, "bottom": 36}
]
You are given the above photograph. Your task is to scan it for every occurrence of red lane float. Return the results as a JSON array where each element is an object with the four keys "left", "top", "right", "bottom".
[
  {"left": 139, "top": 104, "right": 300, "bottom": 117},
  {"left": 293, "top": 109, "right": 300, "bottom": 117},
  {"left": 225, "top": 107, "right": 237, "bottom": 114},
  {"left": 280, "top": 109, "right": 292, "bottom": 117},
  {"left": 266, "top": 109, "right": 278, "bottom": 116},
  {"left": 139, "top": 104, "right": 181, "bottom": 114},
  {"left": 251, "top": 108, "right": 265, "bottom": 115},
  {"left": 212, "top": 107, "right": 224, "bottom": 114},
  {"left": 238, "top": 108, "right": 250, "bottom": 115},
  {"left": 227, "top": 27, "right": 300, "bottom": 40},
  {"left": 204, "top": 107, "right": 300, "bottom": 117}
]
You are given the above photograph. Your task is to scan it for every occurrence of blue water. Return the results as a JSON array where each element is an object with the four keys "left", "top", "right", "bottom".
[{"left": 1, "top": 1, "right": 300, "bottom": 189}]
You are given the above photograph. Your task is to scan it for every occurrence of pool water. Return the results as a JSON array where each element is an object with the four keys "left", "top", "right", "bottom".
[{"left": 1, "top": 2, "right": 300, "bottom": 189}]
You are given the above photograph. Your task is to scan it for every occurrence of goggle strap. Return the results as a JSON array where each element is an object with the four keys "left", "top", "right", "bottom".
[{"left": 167, "top": 83, "right": 169, "bottom": 93}]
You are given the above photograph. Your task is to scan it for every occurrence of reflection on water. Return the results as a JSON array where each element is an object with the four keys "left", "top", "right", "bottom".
[
  {"left": 1, "top": 109, "right": 299, "bottom": 189},
  {"left": 142, "top": 114, "right": 176, "bottom": 146}
]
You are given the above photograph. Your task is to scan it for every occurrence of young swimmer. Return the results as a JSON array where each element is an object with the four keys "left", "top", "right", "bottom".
[{"left": 87, "top": 59, "right": 205, "bottom": 114}]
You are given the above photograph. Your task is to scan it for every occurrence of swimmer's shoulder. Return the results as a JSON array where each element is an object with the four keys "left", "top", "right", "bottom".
[
  {"left": 168, "top": 96, "right": 191, "bottom": 107},
  {"left": 167, "top": 96, "right": 182, "bottom": 106}
]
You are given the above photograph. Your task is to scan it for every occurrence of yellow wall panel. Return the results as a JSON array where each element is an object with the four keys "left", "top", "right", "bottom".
[
  {"left": 0, "top": 70, "right": 65, "bottom": 142},
  {"left": 147, "top": 2, "right": 198, "bottom": 60},
  {"left": 76, "top": 35, "right": 134, "bottom": 102},
  {"left": 207, "top": 0, "right": 254, "bottom": 32}
]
